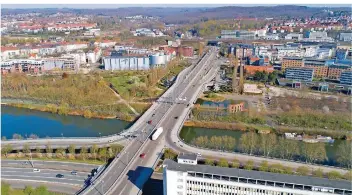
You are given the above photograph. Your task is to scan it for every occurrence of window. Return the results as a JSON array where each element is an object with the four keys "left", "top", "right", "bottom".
[
  {"left": 177, "top": 185, "right": 183, "bottom": 189},
  {"left": 177, "top": 179, "right": 183, "bottom": 182}
]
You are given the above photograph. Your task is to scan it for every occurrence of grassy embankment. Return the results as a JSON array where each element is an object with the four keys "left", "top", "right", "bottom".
[
  {"left": 1, "top": 182, "right": 66, "bottom": 195},
  {"left": 1, "top": 58, "right": 190, "bottom": 121}
]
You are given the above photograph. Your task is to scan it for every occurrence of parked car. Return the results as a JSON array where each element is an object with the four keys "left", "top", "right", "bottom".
[{"left": 33, "top": 169, "right": 40, "bottom": 172}]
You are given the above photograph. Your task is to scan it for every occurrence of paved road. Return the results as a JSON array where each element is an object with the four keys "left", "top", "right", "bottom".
[
  {"left": 2, "top": 159, "right": 99, "bottom": 172},
  {"left": 1, "top": 179, "right": 81, "bottom": 195},
  {"left": 1, "top": 167, "right": 89, "bottom": 186},
  {"left": 78, "top": 47, "right": 218, "bottom": 195}
]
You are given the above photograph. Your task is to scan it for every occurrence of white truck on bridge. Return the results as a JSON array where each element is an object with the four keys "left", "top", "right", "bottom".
[{"left": 151, "top": 127, "right": 163, "bottom": 140}]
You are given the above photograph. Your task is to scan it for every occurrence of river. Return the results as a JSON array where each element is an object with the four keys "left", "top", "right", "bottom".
[
  {"left": 180, "top": 126, "right": 344, "bottom": 165},
  {"left": 1, "top": 106, "right": 131, "bottom": 139}
]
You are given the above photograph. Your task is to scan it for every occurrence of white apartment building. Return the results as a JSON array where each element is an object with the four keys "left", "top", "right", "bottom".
[{"left": 163, "top": 159, "right": 351, "bottom": 195}]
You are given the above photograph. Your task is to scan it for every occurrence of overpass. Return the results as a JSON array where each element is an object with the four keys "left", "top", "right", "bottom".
[{"left": 77, "top": 47, "right": 219, "bottom": 195}]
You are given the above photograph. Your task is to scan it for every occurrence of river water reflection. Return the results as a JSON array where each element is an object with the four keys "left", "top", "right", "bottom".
[{"left": 1, "top": 106, "right": 131, "bottom": 139}]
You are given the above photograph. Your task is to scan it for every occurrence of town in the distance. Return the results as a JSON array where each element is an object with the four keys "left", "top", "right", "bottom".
[{"left": 1, "top": 4, "right": 352, "bottom": 195}]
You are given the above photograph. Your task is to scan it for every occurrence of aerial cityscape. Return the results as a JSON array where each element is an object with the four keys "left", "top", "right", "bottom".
[{"left": 1, "top": 3, "right": 352, "bottom": 195}]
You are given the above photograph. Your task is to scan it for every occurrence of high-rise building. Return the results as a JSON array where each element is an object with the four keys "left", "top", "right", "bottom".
[
  {"left": 285, "top": 67, "right": 314, "bottom": 81},
  {"left": 163, "top": 159, "right": 351, "bottom": 195}
]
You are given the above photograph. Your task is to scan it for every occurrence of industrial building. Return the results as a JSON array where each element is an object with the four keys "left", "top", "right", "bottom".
[
  {"left": 285, "top": 67, "right": 314, "bottom": 81},
  {"left": 340, "top": 71, "right": 352, "bottom": 85},
  {"left": 163, "top": 159, "right": 351, "bottom": 195},
  {"left": 285, "top": 33, "right": 303, "bottom": 41},
  {"left": 221, "top": 30, "right": 256, "bottom": 40}
]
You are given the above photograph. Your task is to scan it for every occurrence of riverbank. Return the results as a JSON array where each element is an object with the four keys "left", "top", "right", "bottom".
[{"left": 2, "top": 102, "right": 136, "bottom": 121}]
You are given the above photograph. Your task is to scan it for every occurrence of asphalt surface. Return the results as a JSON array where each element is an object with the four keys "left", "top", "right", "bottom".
[
  {"left": 2, "top": 159, "right": 99, "bottom": 172},
  {"left": 79, "top": 48, "right": 218, "bottom": 195},
  {"left": 1, "top": 167, "right": 88, "bottom": 186}
]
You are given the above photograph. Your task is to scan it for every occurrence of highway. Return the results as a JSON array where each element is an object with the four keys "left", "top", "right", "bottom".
[
  {"left": 78, "top": 47, "right": 218, "bottom": 195},
  {"left": 2, "top": 159, "right": 99, "bottom": 172},
  {"left": 1, "top": 167, "right": 88, "bottom": 186}
]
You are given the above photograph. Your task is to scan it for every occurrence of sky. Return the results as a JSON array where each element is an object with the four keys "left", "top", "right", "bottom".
[{"left": 2, "top": 4, "right": 350, "bottom": 9}]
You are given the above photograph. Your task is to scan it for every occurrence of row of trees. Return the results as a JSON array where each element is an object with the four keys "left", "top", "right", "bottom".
[
  {"left": 202, "top": 158, "right": 352, "bottom": 181},
  {"left": 191, "top": 133, "right": 352, "bottom": 168},
  {"left": 252, "top": 71, "right": 281, "bottom": 83},
  {"left": 1, "top": 144, "right": 124, "bottom": 163}
]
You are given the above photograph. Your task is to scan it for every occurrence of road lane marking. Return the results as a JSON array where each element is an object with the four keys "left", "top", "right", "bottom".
[
  {"left": 1, "top": 178, "right": 82, "bottom": 187},
  {"left": 1, "top": 174, "right": 84, "bottom": 182}
]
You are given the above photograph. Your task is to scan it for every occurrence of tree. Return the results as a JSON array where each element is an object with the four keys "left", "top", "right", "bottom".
[
  {"left": 217, "top": 158, "right": 229, "bottom": 167},
  {"left": 23, "top": 144, "right": 31, "bottom": 154},
  {"left": 99, "top": 147, "right": 107, "bottom": 162},
  {"left": 259, "top": 134, "right": 277, "bottom": 157},
  {"left": 276, "top": 138, "right": 299, "bottom": 160},
  {"left": 80, "top": 146, "right": 88, "bottom": 160},
  {"left": 336, "top": 141, "right": 352, "bottom": 168},
  {"left": 296, "top": 166, "right": 309, "bottom": 176},
  {"left": 239, "top": 132, "right": 258, "bottom": 155},
  {"left": 45, "top": 143, "right": 53, "bottom": 154},
  {"left": 301, "top": 142, "right": 327, "bottom": 163},
  {"left": 244, "top": 160, "right": 254, "bottom": 170},
  {"left": 231, "top": 159, "right": 240, "bottom": 168},
  {"left": 90, "top": 144, "right": 98, "bottom": 161},
  {"left": 204, "top": 158, "right": 214, "bottom": 166},
  {"left": 2, "top": 144, "right": 13, "bottom": 157},
  {"left": 343, "top": 170, "right": 352, "bottom": 181},
  {"left": 62, "top": 72, "right": 69, "bottom": 79},
  {"left": 327, "top": 171, "right": 343, "bottom": 180},
  {"left": 110, "top": 144, "right": 124, "bottom": 155},
  {"left": 12, "top": 133, "right": 23, "bottom": 140},
  {"left": 258, "top": 161, "right": 269, "bottom": 172},
  {"left": 164, "top": 148, "right": 177, "bottom": 160},
  {"left": 23, "top": 185, "right": 34, "bottom": 195},
  {"left": 1, "top": 182, "right": 11, "bottom": 195},
  {"left": 55, "top": 147, "right": 66, "bottom": 159},
  {"left": 312, "top": 168, "right": 324, "bottom": 178},
  {"left": 107, "top": 147, "right": 114, "bottom": 158},
  {"left": 2, "top": 136, "right": 7, "bottom": 141},
  {"left": 68, "top": 144, "right": 76, "bottom": 154}
]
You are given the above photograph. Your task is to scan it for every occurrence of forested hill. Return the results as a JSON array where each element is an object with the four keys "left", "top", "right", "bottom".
[{"left": 2, "top": 5, "right": 351, "bottom": 24}]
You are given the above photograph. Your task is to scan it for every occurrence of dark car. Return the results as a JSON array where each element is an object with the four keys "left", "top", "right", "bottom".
[
  {"left": 147, "top": 120, "right": 152, "bottom": 124},
  {"left": 56, "top": 174, "right": 64, "bottom": 178},
  {"left": 140, "top": 153, "right": 146, "bottom": 158},
  {"left": 174, "top": 116, "right": 179, "bottom": 119}
]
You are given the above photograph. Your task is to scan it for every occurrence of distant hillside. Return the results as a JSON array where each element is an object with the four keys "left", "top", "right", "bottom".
[{"left": 2, "top": 5, "right": 351, "bottom": 24}]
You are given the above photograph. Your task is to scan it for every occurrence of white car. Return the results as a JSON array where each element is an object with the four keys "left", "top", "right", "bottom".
[
  {"left": 33, "top": 169, "right": 40, "bottom": 172},
  {"left": 197, "top": 153, "right": 202, "bottom": 157},
  {"left": 108, "top": 140, "right": 114, "bottom": 143}
]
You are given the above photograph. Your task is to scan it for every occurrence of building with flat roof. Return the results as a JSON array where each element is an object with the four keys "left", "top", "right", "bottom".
[
  {"left": 285, "top": 67, "right": 314, "bottom": 81},
  {"left": 327, "top": 64, "right": 352, "bottom": 80},
  {"left": 163, "top": 159, "right": 352, "bottom": 195},
  {"left": 340, "top": 71, "right": 352, "bottom": 85},
  {"left": 177, "top": 153, "right": 198, "bottom": 165}
]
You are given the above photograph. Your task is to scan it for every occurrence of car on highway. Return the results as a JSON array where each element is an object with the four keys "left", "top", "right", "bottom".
[
  {"left": 152, "top": 113, "right": 155, "bottom": 117},
  {"left": 56, "top": 174, "right": 64, "bottom": 178},
  {"left": 71, "top": 171, "right": 78, "bottom": 175},
  {"left": 148, "top": 120, "right": 152, "bottom": 124},
  {"left": 174, "top": 116, "right": 178, "bottom": 119},
  {"left": 140, "top": 153, "right": 146, "bottom": 158},
  {"left": 187, "top": 103, "right": 190, "bottom": 107},
  {"left": 33, "top": 169, "right": 40, "bottom": 172}
]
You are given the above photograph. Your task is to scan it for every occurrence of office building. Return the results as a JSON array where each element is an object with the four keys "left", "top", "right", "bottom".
[
  {"left": 340, "top": 71, "right": 352, "bottom": 85},
  {"left": 281, "top": 57, "right": 304, "bottom": 71},
  {"left": 103, "top": 55, "right": 150, "bottom": 71},
  {"left": 285, "top": 67, "right": 314, "bottom": 81},
  {"left": 304, "top": 58, "right": 328, "bottom": 78},
  {"left": 163, "top": 159, "right": 352, "bottom": 195},
  {"left": 339, "top": 33, "right": 352, "bottom": 42},
  {"left": 328, "top": 64, "right": 352, "bottom": 80}
]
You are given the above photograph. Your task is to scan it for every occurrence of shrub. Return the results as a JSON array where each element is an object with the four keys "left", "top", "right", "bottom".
[
  {"left": 205, "top": 158, "right": 215, "bottom": 166},
  {"left": 258, "top": 161, "right": 269, "bottom": 172},
  {"left": 244, "top": 160, "right": 254, "bottom": 170},
  {"left": 327, "top": 171, "right": 343, "bottom": 180},
  {"left": 296, "top": 166, "right": 309, "bottom": 176},
  {"left": 312, "top": 168, "right": 324, "bottom": 178},
  {"left": 217, "top": 158, "right": 229, "bottom": 167},
  {"left": 231, "top": 159, "right": 240, "bottom": 168}
]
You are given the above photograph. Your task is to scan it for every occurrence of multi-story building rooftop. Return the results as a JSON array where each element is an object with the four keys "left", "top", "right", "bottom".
[{"left": 163, "top": 159, "right": 352, "bottom": 195}]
